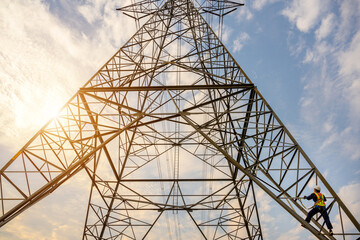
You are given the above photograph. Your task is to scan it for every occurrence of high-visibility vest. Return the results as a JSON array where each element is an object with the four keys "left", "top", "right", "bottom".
[{"left": 314, "top": 191, "right": 325, "bottom": 207}]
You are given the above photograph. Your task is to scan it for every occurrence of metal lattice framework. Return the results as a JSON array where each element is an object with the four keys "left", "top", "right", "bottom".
[{"left": 0, "top": 0, "right": 359, "bottom": 239}]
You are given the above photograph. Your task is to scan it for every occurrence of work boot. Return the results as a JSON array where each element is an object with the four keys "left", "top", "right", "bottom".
[{"left": 329, "top": 229, "right": 333, "bottom": 236}]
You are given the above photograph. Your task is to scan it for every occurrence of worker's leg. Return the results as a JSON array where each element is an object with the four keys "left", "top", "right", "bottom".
[
  {"left": 305, "top": 208, "right": 319, "bottom": 223},
  {"left": 321, "top": 210, "right": 333, "bottom": 230}
]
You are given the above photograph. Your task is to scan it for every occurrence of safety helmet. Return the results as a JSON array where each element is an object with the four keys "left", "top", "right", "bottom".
[{"left": 314, "top": 185, "right": 321, "bottom": 191}]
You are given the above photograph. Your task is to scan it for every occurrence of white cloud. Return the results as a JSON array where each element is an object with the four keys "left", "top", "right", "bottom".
[
  {"left": 0, "top": 0, "right": 82, "bottom": 148},
  {"left": 252, "top": 0, "right": 267, "bottom": 10},
  {"left": 0, "top": 0, "right": 135, "bottom": 151},
  {"left": 252, "top": 0, "right": 280, "bottom": 11},
  {"left": 236, "top": 0, "right": 281, "bottom": 21},
  {"left": 233, "top": 32, "right": 250, "bottom": 53},
  {"left": 211, "top": 23, "right": 233, "bottom": 43},
  {"left": 287, "top": 32, "right": 306, "bottom": 57},
  {"left": 287, "top": 0, "right": 360, "bottom": 162},
  {"left": 315, "top": 13, "right": 335, "bottom": 41},
  {"left": 255, "top": 187, "right": 278, "bottom": 238},
  {"left": 256, "top": 189, "right": 273, "bottom": 213},
  {"left": 333, "top": 182, "right": 360, "bottom": 233},
  {"left": 282, "top": 0, "right": 326, "bottom": 33},
  {"left": 0, "top": 1, "right": 136, "bottom": 236},
  {"left": 335, "top": 2, "right": 360, "bottom": 135},
  {"left": 277, "top": 225, "right": 303, "bottom": 240},
  {"left": 338, "top": 31, "right": 360, "bottom": 77},
  {"left": 302, "top": 40, "right": 333, "bottom": 63},
  {"left": 78, "top": 1, "right": 103, "bottom": 24},
  {"left": 235, "top": 4, "right": 253, "bottom": 21},
  {"left": 338, "top": 127, "right": 360, "bottom": 160},
  {"left": 221, "top": 24, "right": 233, "bottom": 43},
  {"left": 335, "top": 0, "right": 360, "bottom": 44}
]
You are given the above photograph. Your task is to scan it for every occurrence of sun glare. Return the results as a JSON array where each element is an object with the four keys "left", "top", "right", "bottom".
[
  {"left": 41, "top": 99, "right": 63, "bottom": 120},
  {"left": 15, "top": 87, "right": 65, "bottom": 131}
]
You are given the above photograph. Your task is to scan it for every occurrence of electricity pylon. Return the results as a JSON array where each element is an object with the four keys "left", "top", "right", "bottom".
[{"left": 0, "top": 0, "right": 359, "bottom": 239}]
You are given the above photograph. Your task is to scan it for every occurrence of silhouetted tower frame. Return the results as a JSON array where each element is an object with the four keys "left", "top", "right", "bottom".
[{"left": 0, "top": 1, "right": 359, "bottom": 239}]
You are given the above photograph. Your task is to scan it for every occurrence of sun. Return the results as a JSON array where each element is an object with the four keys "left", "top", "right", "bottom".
[{"left": 14, "top": 85, "right": 66, "bottom": 132}]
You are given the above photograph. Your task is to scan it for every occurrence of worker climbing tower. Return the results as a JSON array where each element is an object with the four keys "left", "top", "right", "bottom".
[{"left": 0, "top": 0, "right": 359, "bottom": 239}]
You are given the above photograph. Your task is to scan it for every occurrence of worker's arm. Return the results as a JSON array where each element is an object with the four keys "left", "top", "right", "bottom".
[{"left": 303, "top": 193, "right": 315, "bottom": 201}]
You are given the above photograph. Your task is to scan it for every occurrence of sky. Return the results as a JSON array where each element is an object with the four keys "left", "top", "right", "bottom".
[{"left": 0, "top": 0, "right": 359, "bottom": 239}]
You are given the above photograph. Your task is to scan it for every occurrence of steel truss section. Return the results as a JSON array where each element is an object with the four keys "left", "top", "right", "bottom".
[
  {"left": 117, "top": 0, "right": 244, "bottom": 19},
  {"left": 0, "top": 0, "right": 359, "bottom": 239}
]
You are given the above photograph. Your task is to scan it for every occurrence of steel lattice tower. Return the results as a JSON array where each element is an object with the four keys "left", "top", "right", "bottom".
[{"left": 0, "top": 0, "right": 359, "bottom": 239}]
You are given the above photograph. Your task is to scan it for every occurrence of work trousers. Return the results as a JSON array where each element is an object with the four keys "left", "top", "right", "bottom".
[{"left": 305, "top": 206, "right": 333, "bottom": 230}]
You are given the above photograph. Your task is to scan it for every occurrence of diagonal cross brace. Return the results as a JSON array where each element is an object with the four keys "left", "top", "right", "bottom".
[
  {"left": 180, "top": 113, "right": 331, "bottom": 240},
  {"left": 0, "top": 114, "right": 144, "bottom": 227}
]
